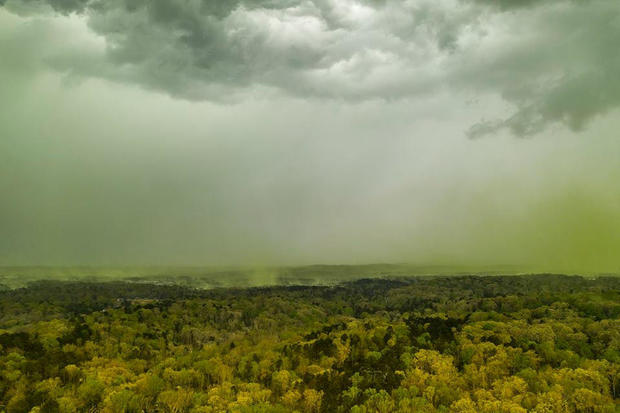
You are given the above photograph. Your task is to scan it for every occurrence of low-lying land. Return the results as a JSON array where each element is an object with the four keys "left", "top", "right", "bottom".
[
  {"left": 0, "top": 264, "right": 530, "bottom": 290},
  {"left": 0, "top": 275, "right": 618, "bottom": 412}
]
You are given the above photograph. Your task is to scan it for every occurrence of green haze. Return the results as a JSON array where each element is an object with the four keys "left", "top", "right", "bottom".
[{"left": 1, "top": 1, "right": 619, "bottom": 274}]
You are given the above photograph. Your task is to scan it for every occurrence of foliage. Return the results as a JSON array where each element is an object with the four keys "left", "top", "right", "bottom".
[{"left": 0, "top": 275, "right": 618, "bottom": 412}]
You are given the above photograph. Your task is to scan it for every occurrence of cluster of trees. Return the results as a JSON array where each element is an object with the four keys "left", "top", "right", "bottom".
[{"left": 0, "top": 275, "right": 618, "bottom": 412}]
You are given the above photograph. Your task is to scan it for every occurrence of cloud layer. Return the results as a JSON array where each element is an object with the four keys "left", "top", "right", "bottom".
[
  {"left": 1, "top": 1, "right": 620, "bottom": 271},
  {"left": 2, "top": 0, "right": 619, "bottom": 136}
]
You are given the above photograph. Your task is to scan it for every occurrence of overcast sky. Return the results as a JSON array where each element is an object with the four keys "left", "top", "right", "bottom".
[{"left": 1, "top": 0, "right": 619, "bottom": 272}]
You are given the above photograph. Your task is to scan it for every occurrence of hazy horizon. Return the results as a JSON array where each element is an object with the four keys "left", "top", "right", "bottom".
[{"left": 2, "top": 0, "right": 620, "bottom": 274}]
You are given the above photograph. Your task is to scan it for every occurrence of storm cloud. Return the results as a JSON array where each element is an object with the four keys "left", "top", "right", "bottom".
[
  {"left": 2, "top": 0, "right": 619, "bottom": 135},
  {"left": 1, "top": 0, "right": 620, "bottom": 272}
]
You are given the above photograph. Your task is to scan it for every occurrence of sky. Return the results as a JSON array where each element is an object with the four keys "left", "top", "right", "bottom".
[{"left": 1, "top": 0, "right": 619, "bottom": 273}]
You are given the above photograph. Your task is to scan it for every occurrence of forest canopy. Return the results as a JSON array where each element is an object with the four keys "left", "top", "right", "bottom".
[{"left": 0, "top": 274, "right": 619, "bottom": 412}]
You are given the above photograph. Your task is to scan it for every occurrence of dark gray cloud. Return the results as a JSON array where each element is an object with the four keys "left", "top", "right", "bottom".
[
  {"left": 463, "top": 0, "right": 620, "bottom": 137},
  {"left": 2, "top": 0, "right": 619, "bottom": 136}
]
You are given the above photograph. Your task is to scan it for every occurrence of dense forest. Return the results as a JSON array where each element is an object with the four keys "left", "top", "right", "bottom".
[{"left": 0, "top": 275, "right": 618, "bottom": 412}]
